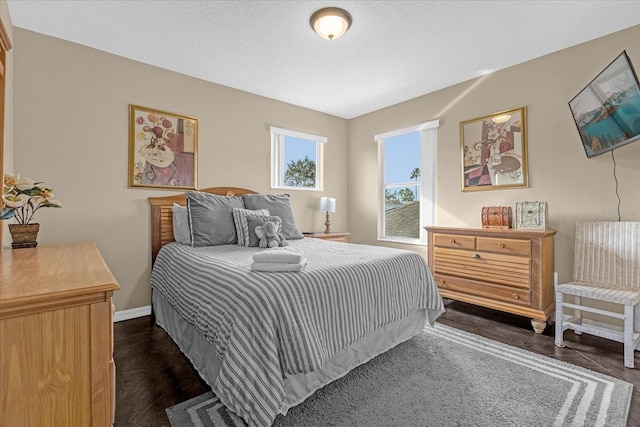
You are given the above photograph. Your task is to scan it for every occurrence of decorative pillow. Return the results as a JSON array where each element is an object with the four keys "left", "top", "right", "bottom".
[
  {"left": 242, "top": 194, "right": 304, "bottom": 240},
  {"left": 186, "top": 191, "right": 245, "bottom": 246},
  {"left": 172, "top": 203, "right": 191, "bottom": 245},
  {"left": 232, "top": 208, "right": 270, "bottom": 246},
  {"left": 246, "top": 215, "right": 282, "bottom": 247}
]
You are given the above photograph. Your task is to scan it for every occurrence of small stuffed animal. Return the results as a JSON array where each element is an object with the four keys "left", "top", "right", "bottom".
[{"left": 255, "top": 221, "right": 289, "bottom": 248}]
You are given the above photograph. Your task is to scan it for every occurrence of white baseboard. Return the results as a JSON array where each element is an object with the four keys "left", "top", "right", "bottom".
[{"left": 113, "top": 305, "right": 152, "bottom": 322}]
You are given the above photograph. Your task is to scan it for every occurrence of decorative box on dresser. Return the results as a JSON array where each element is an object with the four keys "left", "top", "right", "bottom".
[
  {"left": 425, "top": 226, "right": 556, "bottom": 333},
  {"left": 0, "top": 241, "right": 120, "bottom": 427},
  {"left": 303, "top": 232, "right": 351, "bottom": 243}
]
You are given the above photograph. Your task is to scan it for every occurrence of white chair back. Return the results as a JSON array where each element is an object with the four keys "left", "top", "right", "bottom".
[{"left": 573, "top": 221, "right": 640, "bottom": 289}]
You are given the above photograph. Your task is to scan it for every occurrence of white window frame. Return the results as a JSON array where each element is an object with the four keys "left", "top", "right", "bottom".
[
  {"left": 376, "top": 119, "right": 439, "bottom": 245},
  {"left": 270, "top": 126, "right": 326, "bottom": 191}
]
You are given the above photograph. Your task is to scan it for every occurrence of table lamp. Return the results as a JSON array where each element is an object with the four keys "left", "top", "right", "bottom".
[{"left": 320, "top": 197, "right": 336, "bottom": 233}]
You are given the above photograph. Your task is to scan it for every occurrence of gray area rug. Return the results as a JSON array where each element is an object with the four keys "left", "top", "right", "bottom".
[{"left": 166, "top": 323, "right": 632, "bottom": 427}]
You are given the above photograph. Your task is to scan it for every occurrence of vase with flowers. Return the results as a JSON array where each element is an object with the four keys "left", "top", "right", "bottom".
[{"left": 2, "top": 173, "right": 62, "bottom": 248}]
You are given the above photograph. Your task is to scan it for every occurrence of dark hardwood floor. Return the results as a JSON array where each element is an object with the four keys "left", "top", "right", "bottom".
[{"left": 114, "top": 300, "right": 640, "bottom": 426}]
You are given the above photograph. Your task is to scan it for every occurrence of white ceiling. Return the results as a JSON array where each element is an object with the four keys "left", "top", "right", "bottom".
[{"left": 6, "top": 1, "right": 640, "bottom": 119}]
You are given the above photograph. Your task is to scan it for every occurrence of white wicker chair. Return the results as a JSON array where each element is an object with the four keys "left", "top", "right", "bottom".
[{"left": 555, "top": 221, "right": 640, "bottom": 368}]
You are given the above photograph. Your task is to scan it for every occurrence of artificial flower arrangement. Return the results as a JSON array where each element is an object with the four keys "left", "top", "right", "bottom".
[{"left": 1, "top": 173, "right": 62, "bottom": 224}]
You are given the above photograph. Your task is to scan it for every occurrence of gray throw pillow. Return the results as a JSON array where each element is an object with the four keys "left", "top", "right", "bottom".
[
  {"left": 232, "top": 208, "right": 270, "bottom": 246},
  {"left": 246, "top": 216, "right": 282, "bottom": 247},
  {"left": 172, "top": 203, "right": 191, "bottom": 245},
  {"left": 186, "top": 191, "right": 245, "bottom": 246},
  {"left": 242, "top": 194, "right": 304, "bottom": 240}
]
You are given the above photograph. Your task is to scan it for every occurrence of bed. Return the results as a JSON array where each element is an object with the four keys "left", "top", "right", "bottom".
[{"left": 148, "top": 187, "right": 445, "bottom": 426}]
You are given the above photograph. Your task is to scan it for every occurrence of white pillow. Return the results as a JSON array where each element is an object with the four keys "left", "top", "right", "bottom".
[
  {"left": 172, "top": 203, "right": 191, "bottom": 245},
  {"left": 232, "top": 208, "right": 270, "bottom": 246}
]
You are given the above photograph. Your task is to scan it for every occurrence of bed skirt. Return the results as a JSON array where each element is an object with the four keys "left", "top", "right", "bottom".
[{"left": 152, "top": 291, "right": 428, "bottom": 416}]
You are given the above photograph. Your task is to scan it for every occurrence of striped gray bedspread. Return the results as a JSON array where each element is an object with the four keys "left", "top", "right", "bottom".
[{"left": 150, "top": 238, "right": 444, "bottom": 426}]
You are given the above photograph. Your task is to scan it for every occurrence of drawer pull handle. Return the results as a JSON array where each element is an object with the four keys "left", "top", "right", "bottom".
[
  {"left": 472, "top": 253, "right": 480, "bottom": 259},
  {"left": 498, "top": 243, "right": 506, "bottom": 248},
  {"left": 512, "top": 293, "right": 519, "bottom": 299},
  {"left": 439, "top": 280, "right": 445, "bottom": 285},
  {"left": 450, "top": 239, "right": 456, "bottom": 244}
]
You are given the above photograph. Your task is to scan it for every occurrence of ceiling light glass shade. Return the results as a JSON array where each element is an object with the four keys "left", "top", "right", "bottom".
[
  {"left": 492, "top": 114, "right": 511, "bottom": 124},
  {"left": 310, "top": 7, "right": 352, "bottom": 40}
]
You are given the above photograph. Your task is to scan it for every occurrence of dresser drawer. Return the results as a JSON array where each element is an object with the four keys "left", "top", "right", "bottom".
[
  {"left": 433, "top": 247, "right": 531, "bottom": 289},
  {"left": 434, "top": 273, "right": 531, "bottom": 306},
  {"left": 433, "top": 233, "right": 475, "bottom": 250},
  {"left": 476, "top": 237, "right": 531, "bottom": 256}
]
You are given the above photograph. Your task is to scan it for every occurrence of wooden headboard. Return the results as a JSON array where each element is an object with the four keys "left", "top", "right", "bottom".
[{"left": 148, "top": 186, "right": 258, "bottom": 263}]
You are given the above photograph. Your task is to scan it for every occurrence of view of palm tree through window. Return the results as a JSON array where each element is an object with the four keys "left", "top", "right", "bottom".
[
  {"left": 384, "top": 132, "right": 421, "bottom": 239},
  {"left": 284, "top": 136, "right": 317, "bottom": 188}
]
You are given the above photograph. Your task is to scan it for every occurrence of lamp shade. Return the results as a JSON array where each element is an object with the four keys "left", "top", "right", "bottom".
[
  {"left": 320, "top": 197, "right": 336, "bottom": 213},
  {"left": 310, "top": 7, "right": 352, "bottom": 40}
]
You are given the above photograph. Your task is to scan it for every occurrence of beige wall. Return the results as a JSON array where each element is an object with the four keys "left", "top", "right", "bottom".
[
  {"left": 1, "top": 0, "right": 13, "bottom": 248},
  {"left": 12, "top": 29, "right": 349, "bottom": 311},
  {"left": 348, "top": 25, "right": 640, "bottom": 285}
]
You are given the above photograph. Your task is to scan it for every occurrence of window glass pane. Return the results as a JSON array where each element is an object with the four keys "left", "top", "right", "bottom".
[
  {"left": 384, "top": 132, "right": 421, "bottom": 239},
  {"left": 284, "top": 136, "right": 317, "bottom": 188},
  {"left": 384, "top": 133, "right": 420, "bottom": 185}
]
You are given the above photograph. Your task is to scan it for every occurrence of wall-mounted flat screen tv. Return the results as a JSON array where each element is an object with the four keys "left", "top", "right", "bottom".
[{"left": 569, "top": 51, "right": 640, "bottom": 158}]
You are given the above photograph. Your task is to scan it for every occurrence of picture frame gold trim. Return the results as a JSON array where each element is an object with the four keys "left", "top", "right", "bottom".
[
  {"left": 460, "top": 106, "right": 528, "bottom": 192},
  {"left": 128, "top": 105, "right": 198, "bottom": 190}
]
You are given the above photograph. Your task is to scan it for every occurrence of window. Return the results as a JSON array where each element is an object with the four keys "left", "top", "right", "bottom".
[
  {"left": 270, "top": 126, "right": 326, "bottom": 191},
  {"left": 376, "top": 120, "right": 439, "bottom": 244}
]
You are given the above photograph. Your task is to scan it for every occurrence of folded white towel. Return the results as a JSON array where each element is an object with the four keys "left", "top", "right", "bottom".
[
  {"left": 253, "top": 248, "right": 304, "bottom": 264},
  {"left": 251, "top": 258, "right": 307, "bottom": 272}
]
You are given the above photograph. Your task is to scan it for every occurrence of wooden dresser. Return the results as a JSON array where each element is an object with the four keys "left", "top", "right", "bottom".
[
  {"left": 425, "top": 226, "right": 556, "bottom": 333},
  {"left": 0, "top": 241, "right": 120, "bottom": 426}
]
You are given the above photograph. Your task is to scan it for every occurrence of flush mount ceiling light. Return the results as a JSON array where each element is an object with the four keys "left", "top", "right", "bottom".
[
  {"left": 492, "top": 114, "right": 511, "bottom": 124},
  {"left": 310, "top": 7, "right": 352, "bottom": 40}
]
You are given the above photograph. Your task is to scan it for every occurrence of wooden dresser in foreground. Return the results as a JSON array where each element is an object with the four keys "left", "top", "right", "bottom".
[
  {"left": 0, "top": 241, "right": 120, "bottom": 427},
  {"left": 426, "top": 226, "right": 556, "bottom": 333}
]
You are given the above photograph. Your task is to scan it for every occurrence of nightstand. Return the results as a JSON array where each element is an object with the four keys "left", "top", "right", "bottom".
[{"left": 303, "top": 232, "right": 351, "bottom": 243}]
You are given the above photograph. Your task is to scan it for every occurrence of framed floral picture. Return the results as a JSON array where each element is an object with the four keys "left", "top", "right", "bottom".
[
  {"left": 460, "top": 106, "right": 528, "bottom": 191},
  {"left": 128, "top": 105, "right": 198, "bottom": 190}
]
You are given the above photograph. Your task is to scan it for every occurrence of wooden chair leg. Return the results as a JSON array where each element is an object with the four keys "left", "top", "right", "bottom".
[{"left": 555, "top": 290, "right": 565, "bottom": 348}]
